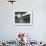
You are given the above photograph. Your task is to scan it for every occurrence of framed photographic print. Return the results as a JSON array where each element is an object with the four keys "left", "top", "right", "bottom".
[{"left": 14, "top": 10, "right": 32, "bottom": 26}]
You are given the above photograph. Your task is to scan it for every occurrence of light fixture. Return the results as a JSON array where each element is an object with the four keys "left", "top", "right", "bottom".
[{"left": 8, "top": 0, "right": 16, "bottom": 4}]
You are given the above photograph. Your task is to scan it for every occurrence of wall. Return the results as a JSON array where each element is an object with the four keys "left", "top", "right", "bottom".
[{"left": 0, "top": 0, "right": 46, "bottom": 41}]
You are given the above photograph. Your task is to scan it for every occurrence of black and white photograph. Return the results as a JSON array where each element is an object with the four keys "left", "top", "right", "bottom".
[{"left": 15, "top": 11, "right": 32, "bottom": 25}]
